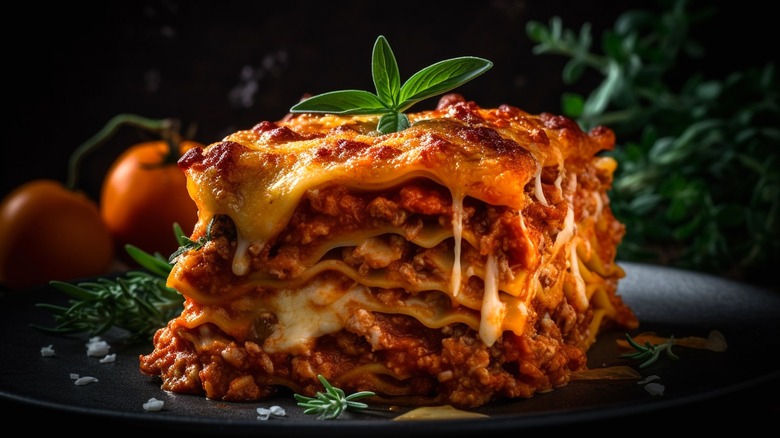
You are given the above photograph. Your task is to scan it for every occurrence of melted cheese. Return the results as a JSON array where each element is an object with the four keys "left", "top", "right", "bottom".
[
  {"left": 479, "top": 254, "right": 505, "bottom": 346},
  {"left": 233, "top": 234, "right": 252, "bottom": 276},
  {"left": 533, "top": 163, "right": 548, "bottom": 206},
  {"left": 450, "top": 192, "right": 464, "bottom": 298},
  {"left": 393, "top": 405, "right": 489, "bottom": 421},
  {"left": 568, "top": 237, "right": 589, "bottom": 312},
  {"left": 263, "top": 279, "right": 357, "bottom": 354},
  {"left": 554, "top": 161, "right": 564, "bottom": 194},
  {"left": 553, "top": 203, "right": 575, "bottom": 257}
]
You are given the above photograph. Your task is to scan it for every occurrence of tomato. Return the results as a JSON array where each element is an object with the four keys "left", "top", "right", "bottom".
[
  {"left": 0, "top": 180, "right": 114, "bottom": 290},
  {"left": 100, "top": 140, "right": 202, "bottom": 261}
]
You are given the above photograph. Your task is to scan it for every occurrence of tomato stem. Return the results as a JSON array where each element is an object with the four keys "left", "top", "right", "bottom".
[
  {"left": 66, "top": 114, "right": 172, "bottom": 191},
  {"left": 161, "top": 118, "right": 185, "bottom": 167}
]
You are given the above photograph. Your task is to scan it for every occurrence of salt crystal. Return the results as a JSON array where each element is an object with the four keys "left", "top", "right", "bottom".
[
  {"left": 40, "top": 345, "right": 56, "bottom": 357},
  {"left": 86, "top": 337, "right": 111, "bottom": 357},
  {"left": 99, "top": 354, "right": 116, "bottom": 364},
  {"left": 644, "top": 382, "right": 665, "bottom": 396},
  {"left": 256, "top": 405, "right": 286, "bottom": 420},
  {"left": 74, "top": 376, "right": 99, "bottom": 386},
  {"left": 256, "top": 407, "right": 271, "bottom": 420},
  {"left": 269, "top": 405, "right": 286, "bottom": 416},
  {"left": 637, "top": 375, "right": 661, "bottom": 385},
  {"left": 143, "top": 398, "right": 165, "bottom": 412}
]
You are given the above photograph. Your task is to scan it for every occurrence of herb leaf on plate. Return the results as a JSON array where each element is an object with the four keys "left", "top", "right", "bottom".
[{"left": 294, "top": 374, "right": 375, "bottom": 420}]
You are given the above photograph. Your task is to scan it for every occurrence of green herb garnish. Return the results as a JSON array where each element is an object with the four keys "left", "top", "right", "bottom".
[
  {"left": 294, "top": 374, "right": 375, "bottom": 420},
  {"left": 289, "top": 35, "right": 493, "bottom": 134},
  {"left": 620, "top": 333, "right": 679, "bottom": 368},
  {"left": 32, "top": 245, "right": 181, "bottom": 343},
  {"left": 32, "top": 222, "right": 208, "bottom": 343},
  {"left": 168, "top": 219, "right": 213, "bottom": 264}
]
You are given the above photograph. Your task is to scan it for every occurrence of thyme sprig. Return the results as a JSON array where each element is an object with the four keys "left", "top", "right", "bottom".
[
  {"left": 620, "top": 333, "right": 679, "bottom": 368},
  {"left": 294, "top": 374, "right": 375, "bottom": 420},
  {"left": 289, "top": 35, "right": 492, "bottom": 134}
]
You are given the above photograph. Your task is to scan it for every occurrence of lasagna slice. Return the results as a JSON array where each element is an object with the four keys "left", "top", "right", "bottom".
[{"left": 139, "top": 94, "right": 638, "bottom": 408}]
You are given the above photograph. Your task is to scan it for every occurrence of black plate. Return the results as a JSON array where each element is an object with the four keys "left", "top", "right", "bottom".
[{"left": 1, "top": 262, "right": 778, "bottom": 435}]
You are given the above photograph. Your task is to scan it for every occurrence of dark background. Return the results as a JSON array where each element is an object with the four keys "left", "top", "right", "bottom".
[
  {"left": 2, "top": 1, "right": 778, "bottom": 431},
  {"left": 8, "top": 0, "right": 626, "bottom": 203},
  {"left": 6, "top": 0, "right": 771, "bottom": 200}
]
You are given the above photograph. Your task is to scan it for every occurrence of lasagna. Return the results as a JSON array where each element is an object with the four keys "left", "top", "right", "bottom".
[{"left": 139, "top": 93, "right": 638, "bottom": 408}]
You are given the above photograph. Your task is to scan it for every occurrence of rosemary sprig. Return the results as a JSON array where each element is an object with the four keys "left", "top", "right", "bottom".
[
  {"left": 31, "top": 222, "right": 208, "bottom": 343},
  {"left": 168, "top": 219, "right": 213, "bottom": 264},
  {"left": 289, "top": 35, "right": 492, "bottom": 134},
  {"left": 294, "top": 374, "right": 375, "bottom": 420},
  {"left": 620, "top": 333, "right": 679, "bottom": 368}
]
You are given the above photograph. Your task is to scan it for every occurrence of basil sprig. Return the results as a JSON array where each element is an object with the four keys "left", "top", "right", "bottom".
[{"left": 289, "top": 35, "right": 493, "bottom": 134}]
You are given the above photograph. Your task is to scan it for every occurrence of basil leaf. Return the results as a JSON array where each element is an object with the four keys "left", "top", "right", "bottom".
[
  {"left": 372, "top": 35, "right": 401, "bottom": 108},
  {"left": 377, "top": 112, "right": 409, "bottom": 134},
  {"left": 288, "top": 36, "right": 493, "bottom": 134},
  {"left": 397, "top": 57, "right": 493, "bottom": 111},
  {"left": 290, "top": 90, "right": 390, "bottom": 114}
]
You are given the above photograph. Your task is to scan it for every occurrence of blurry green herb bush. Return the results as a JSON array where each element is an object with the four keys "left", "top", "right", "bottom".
[{"left": 526, "top": 0, "right": 778, "bottom": 285}]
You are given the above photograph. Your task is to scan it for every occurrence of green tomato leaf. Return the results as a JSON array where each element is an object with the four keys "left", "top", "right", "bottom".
[
  {"left": 372, "top": 35, "right": 401, "bottom": 108},
  {"left": 397, "top": 57, "right": 493, "bottom": 111},
  {"left": 290, "top": 90, "right": 390, "bottom": 115},
  {"left": 377, "top": 112, "right": 409, "bottom": 134}
]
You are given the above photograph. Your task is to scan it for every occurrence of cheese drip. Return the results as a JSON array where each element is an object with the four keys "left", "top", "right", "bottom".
[
  {"left": 479, "top": 253, "right": 505, "bottom": 346},
  {"left": 233, "top": 234, "right": 253, "bottom": 276},
  {"left": 533, "top": 163, "right": 548, "bottom": 206},
  {"left": 568, "top": 237, "right": 588, "bottom": 312},
  {"left": 552, "top": 175, "right": 578, "bottom": 259},
  {"left": 450, "top": 192, "right": 464, "bottom": 298}
]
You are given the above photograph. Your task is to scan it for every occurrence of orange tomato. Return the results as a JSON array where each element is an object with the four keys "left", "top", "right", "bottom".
[
  {"left": 0, "top": 180, "right": 114, "bottom": 290},
  {"left": 100, "top": 140, "right": 202, "bottom": 261}
]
